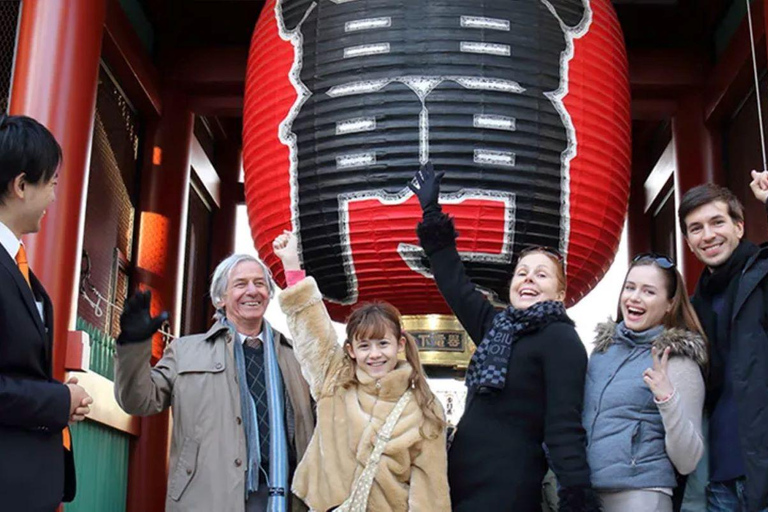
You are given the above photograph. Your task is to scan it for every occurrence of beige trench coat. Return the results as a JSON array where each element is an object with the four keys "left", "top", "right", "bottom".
[{"left": 115, "top": 321, "right": 314, "bottom": 512}]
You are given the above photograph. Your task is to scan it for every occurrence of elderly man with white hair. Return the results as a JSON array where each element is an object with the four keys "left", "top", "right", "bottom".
[{"left": 114, "top": 254, "right": 314, "bottom": 512}]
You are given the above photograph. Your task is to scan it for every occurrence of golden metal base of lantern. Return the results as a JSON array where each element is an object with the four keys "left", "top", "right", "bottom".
[{"left": 401, "top": 314, "right": 476, "bottom": 369}]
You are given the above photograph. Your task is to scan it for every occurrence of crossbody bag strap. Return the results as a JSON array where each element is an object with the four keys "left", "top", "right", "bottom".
[{"left": 336, "top": 389, "right": 413, "bottom": 512}]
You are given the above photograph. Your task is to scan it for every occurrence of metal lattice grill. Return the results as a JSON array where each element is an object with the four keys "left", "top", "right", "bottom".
[
  {"left": 78, "top": 66, "right": 142, "bottom": 340},
  {"left": 0, "top": 1, "right": 20, "bottom": 113}
]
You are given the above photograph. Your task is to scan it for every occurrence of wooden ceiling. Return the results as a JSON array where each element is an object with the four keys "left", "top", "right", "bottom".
[
  {"left": 139, "top": 0, "right": 733, "bottom": 50},
  {"left": 136, "top": 0, "right": 740, "bottom": 145}
]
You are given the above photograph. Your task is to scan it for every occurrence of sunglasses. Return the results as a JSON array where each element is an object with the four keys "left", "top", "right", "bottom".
[
  {"left": 519, "top": 245, "right": 564, "bottom": 262},
  {"left": 631, "top": 252, "right": 675, "bottom": 269}
]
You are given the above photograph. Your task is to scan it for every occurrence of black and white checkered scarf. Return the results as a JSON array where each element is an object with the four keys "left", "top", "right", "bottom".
[{"left": 465, "top": 300, "right": 572, "bottom": 393}]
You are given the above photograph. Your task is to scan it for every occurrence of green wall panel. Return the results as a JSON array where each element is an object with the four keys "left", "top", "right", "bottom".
[
  {"left": 77, "top": 317, "right": 116, "bottom": 380},
  {"left": 65, "top": 420, "right": 130, "bottom": 512}
]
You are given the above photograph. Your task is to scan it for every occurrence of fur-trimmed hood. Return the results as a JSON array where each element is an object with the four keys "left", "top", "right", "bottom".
[{"left": 592, "top": 320, "right": 708, "bottom": 369}]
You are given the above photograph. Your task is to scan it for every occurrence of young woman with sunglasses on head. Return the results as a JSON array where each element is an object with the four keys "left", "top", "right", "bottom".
[
  {"left": 583, "top": 254, "right": 708, "bottom": 511},
  {"left": 272, "top": 231, "right": 450, "bottom": 512},
  {"left": 410, "top": 164, "right": 599, "bottom": 512}
]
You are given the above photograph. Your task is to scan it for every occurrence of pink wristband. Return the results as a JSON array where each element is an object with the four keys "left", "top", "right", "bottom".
[{"left": 285, "top": 269, "right": 306, "bottom": 287}]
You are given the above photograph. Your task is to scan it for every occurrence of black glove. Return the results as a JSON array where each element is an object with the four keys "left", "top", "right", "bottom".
[
  {"left": 117, "top": 290, "right": 169, "bottom": 345},
  {"left": 408, "top": 161, "right": 445, "bottom": 215},
  {"left": 558, "top": 486, "right": 602, "bottom": 512}
]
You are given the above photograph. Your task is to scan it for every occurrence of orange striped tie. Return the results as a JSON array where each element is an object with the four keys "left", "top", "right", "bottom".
[
  {"left": 62, "top": 426, "right": 71, "bottom": 450},
  {"left": 15, "top": 244, "right": 31, "bottom": 289}
]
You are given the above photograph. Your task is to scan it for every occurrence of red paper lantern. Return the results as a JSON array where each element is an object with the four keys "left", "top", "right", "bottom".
[{"left": 243, "top": 0, "right": 630, "bottom": 320}]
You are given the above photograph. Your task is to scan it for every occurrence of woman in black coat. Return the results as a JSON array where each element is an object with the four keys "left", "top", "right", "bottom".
[{"left": 410, "top": 164, "right": 598, "bottom": 512}]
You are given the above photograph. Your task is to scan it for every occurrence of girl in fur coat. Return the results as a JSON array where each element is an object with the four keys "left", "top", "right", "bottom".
[
  {"left": 273, "top": 231, "right": 450, "bottom": 512},
  {"left": 583, "top": 254, "right": 708, "bottom": 512}
]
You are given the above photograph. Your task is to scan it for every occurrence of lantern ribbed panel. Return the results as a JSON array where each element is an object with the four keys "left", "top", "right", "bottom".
[{"left": 243, "top": 0, "right": 630, "bottom": 320}]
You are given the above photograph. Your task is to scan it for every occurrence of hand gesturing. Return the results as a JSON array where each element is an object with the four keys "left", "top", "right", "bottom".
[
  {"left": 643, "top": 346, "right": 675, "bottom": 402},
  {"left": 273, "top": 230, "right": 301, "bottom": 271},
  {"left": 749, "top": 169, "right": 768, "bottom": 204},
  {"left": 117, "top": 290, "right": 169, "bottom": 345},
  {"left": 408, "top": 161, "right": 445, "bottom": 214}
]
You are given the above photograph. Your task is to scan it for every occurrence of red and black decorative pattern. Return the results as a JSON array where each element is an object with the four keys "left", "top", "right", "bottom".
[{"left": 243, "top": 0, "right": 630, "bottom": 320}]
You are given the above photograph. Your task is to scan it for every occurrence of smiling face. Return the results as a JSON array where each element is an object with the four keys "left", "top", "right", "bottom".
[
  {"left": 683, "top": 200, "right": 744, "bottom": 269},
  {"left": 508, "top": 252, "right": 565, "bottom": 309},
  {"left": 620, "top": 264, "right": 672, "bottom": 332},
  {"left": 9, "top": 173, "right": 58, "bottom": 235},
  {"left": 221, "top": 261, "right": 270, "bottom": 333},
  {"left": 346, "top": 326, "right": 405, "bottom": 379}
]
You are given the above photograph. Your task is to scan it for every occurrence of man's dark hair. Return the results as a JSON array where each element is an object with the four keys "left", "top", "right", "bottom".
[
  {"left": 0, "top": 115, "right": 62, "bottom": 204},
  {"left": 678, "top": 183, "right": 744, "bottom": 235}
]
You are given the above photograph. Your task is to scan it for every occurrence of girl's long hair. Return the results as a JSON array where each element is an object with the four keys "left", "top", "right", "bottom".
[{"left": 340, "top": 301, "right": 446, "bottom": 439}]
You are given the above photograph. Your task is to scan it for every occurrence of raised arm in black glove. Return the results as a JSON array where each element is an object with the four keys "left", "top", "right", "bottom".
[
  {"left": 408, "top": 161, "right": 458, "bottom": 255},
  {"left": 408, "top": 161, "right": 445, "bottom": 217},
  {"left": 117, "top": 290, "right": 169, "bottom": 345}
]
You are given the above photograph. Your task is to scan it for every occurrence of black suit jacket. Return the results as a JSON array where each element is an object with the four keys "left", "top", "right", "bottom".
[{"left": 0, "top": 247, "right": 75, "bottom": 511}]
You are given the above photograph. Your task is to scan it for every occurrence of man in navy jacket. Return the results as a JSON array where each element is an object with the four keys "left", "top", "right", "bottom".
[
  {"left": 679, "top": 173, "right": 768, "bottom": 512},
  {"left": 0, "top": 115, "right": 92, "bottom": 511}
]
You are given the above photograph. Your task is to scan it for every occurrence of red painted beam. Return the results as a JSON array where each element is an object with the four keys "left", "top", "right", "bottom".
[
  {"left": 164, "top": 46, "right": 248, "bottom": 94},
  {"left": 704, "top": 0, "right": 765, "bottom": 123},
  {"left": 674, "top": 93, "right": 718, "bottom": 291},
  {"left": 161, "top": 46, "right": 248, "bottom": 116},
  {"left": 627, "top": 48, "right": 706, "bottom": 121},
  {"left": 629, "top": 48, "right": 705, "bottom": 93},
  {"left": 188, "top": 94, "right": 244, "bottom": 116},
  {"left": 631, "top": 97, "right": 679, "bottom": 120},
  {"left": 103, "top": 0, "right": 162, "bottom": 116}
]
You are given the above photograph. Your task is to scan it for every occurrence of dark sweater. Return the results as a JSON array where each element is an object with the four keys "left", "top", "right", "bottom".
[
  {"left": 707, "top": 292, "right": 745, "bottom": 482},
  {"left": 418, "top": 214, "right": 592, "bottom": 512}
]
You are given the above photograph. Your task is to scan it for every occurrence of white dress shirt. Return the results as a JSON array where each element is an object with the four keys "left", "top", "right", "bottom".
[
  {"left": 0, "top": 220, "right": 45, "bottom": 321},
  {"left": 237, "top": 331, "right": 263, "bottom": 345},
  {"left": 0, "top": 219, "right": 20, "bottom": 261}
]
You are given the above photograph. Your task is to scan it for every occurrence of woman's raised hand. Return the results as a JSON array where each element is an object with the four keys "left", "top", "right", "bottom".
[
  {"left": 643, "top": 346, "right": 675, "bottom": 402},
  {"left": 273, "top": 230, "right": 301, "bottom": 271},
  {"left": 408, "top": 161, "right": 445, "bottom": 214}
]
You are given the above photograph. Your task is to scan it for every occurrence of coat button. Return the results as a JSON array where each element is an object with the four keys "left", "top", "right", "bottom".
[
  {"left": 235, "top": 458, "right": 242, "bottom": 467},
  {"left": 186, "top": 468, "right": 192, "bottom": 475},
  {"left": 215, "top": 362, "right": 223, "bottom": 370},
  {"left": 236, "top": 416, "right": 242, "bottom": 425}
]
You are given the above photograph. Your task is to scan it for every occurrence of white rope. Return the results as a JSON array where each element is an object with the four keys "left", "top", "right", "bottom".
[
  {"left": 746, "top": 0, "right": 768, "bottom": 172},
  {"left": 80, "top": 285, "right": 175, "bottom": 340}
]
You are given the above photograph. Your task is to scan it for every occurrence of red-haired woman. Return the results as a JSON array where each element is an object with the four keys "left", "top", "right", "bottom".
[{"left": 410, "top": 163, "right": 598, "bottom": 511}]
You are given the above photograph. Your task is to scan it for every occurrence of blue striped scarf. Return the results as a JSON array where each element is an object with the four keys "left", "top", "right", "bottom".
[{"left": 231, "top": 320, "right": 289, "bottom": 511}]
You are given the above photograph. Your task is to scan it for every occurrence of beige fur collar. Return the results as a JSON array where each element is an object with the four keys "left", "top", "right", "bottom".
[
  {"left": 355, "top": 362, "right": 413, "bottom": 400},
  {"left": 592, "top": 320, "right": 708, "bottom": 369}
]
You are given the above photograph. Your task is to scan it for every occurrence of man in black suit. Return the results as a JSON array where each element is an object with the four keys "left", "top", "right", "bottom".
[{"left": 0, "top": 115, "right": 92, "bottom": 511}]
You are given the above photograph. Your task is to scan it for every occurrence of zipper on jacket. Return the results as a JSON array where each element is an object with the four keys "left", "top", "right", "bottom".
[
  {"left": 589, "top": 348, "right": 643, "bottom": 435},
  {"left": 630, "top": 421, "right": 641, "bottom": 466}
]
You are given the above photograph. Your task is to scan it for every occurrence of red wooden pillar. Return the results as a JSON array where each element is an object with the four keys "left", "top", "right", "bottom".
[
  {"left": 8, "top": 0, "right": 106, "bottom": 380},
  {"left": 673, "top": 92, "right": 721, "bottom": 292},
  {"left": 127, "top": 90, "right": 194, "bottom": 512}
]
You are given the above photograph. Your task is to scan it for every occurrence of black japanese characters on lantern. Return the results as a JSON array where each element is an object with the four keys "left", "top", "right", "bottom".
[{"left": 276, "top": 0, "right": 589, "bottom": 304}]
